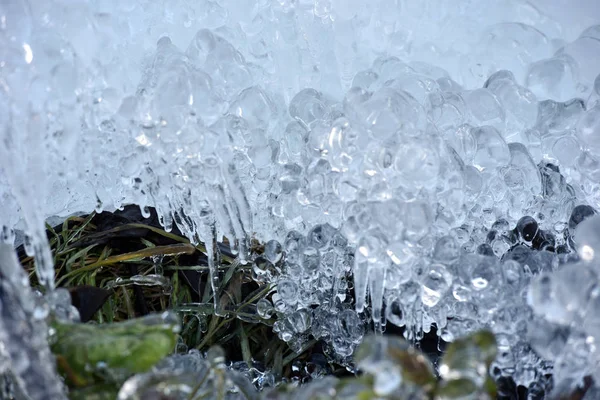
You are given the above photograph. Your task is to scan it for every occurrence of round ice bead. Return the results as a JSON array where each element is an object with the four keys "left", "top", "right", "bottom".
[
  {"left": 252, "top": 257, "right": 277, "bottom": 281},
  {"left": 572, "top": 215, "right": 600, "bottom": 262},
  {"left": 284, "top": 230, "right": 306, "bottom": 264},
  {"left": 486, "top": 72, "right": 538, "bottom": 140},
  {"left": 421, "top": 264, "right": 453, "bottom": 307},
  {"left": 463, "top": 88, "right": 505, "bottom": 131},
  {"left": 385, "top": 297, "right": 405, "bottom": 327},
  {"left": 428, "top": 91, "right": 467, "bottom": 130},
  {"left": 385, "top": 263, "right": 412, "bottom": 290},
  {"left": 445, "top": 124, "right": 477, "bottom": 163},
  {"left": 361, "top": 87, "right": 427, "bottom": 139},
  {"left": 516, "top": 216, "right": 538, "bottom": 243},
  {"left": 289, "top": 88, "right": 329, "bottom": 126},
  {"left": 356, "top": 233, "right": 388, "bottom": 264},
  {"left": 229, "top": 86, "right": 276, "bottom": 129},
  {"left": 433, "top": 235, "right": 460, "bottom": 263},
  {"left": 395, "top": 281, "right": 420, "bottom": 308},
  {"left": 502, "top": 259, "right": 523, "bottom": 285},
  {"left": 336, "top": 309, "right": 363, "bottom": 343},
  {"left": 277, "top": 279, "right": 299, "bottom": 305},
  {"left": 468, "top": 255, "right": 498, "bottom": 291},
  {"left": 307, "top": 223, "right": 337, "bottom": 249},
  {"left": 463, "top": 165, "right": 483, "bottom": 198},
  {"left": 327, "top": 116, "right": 361, "bottom": 172},
  {"left": 506, "top": 142, "right": 541, "bottom": 195},
  {"left": 284, "top": 122, "right": 307, "bottom": 158},
  {"left": 527, "top": 319, "right": 570, "bottom": 362},
  {"left": 538, "top": 98, "right": 585, "bottom": 134},
  {"left": 387, "top": 73, "right": 440, "bottom": 106},
  {"left": 576, "top": 151, "right": 600, "bottom": 182},
  {"left": 476, "top": 243, "right": 494, "bottom": 257},
  {"left": 248, "top": 143, "right": 273, "bottom": 168},
  {"left": 531, "top": 230, "right": 556, "bottom": 252},
  {"left": 552, "top": 136, "right": 581, "bottom": 167},
  {"left": 257, "top": 298, "right": 274, "bottom": 318},
  {"left": 471, "top": 125, "right": 511, "bottom": 170},
  {"left": 352, "top": 69, "right": 379, "bottom": 90},
  {"left": 576, "top": 104, "right": 600, "bottom": 152},
  {"left": 301, "top": 247, "right": 320, "bottom": 273},
  {"left": 264, "top": 240, "right": 284, "bottom": 264},
  {"left": 393, "top": 139, "right": 440, "bottom": 184},
  {"left": 373, "top": 57, "right": 414, "bottom": 82},
  {"left": 526, "top": 57, "right": 579, "bottom": 102},
  {"left": 568, "top": 205, "right": 597, "bottom": 230},
  {"left": 385, "top": 241, "right": 413, "bottom": 273},
  {"left": 527, "top": 274, "right": 564, "bottom": 322},
  {"left": 288, "top": 309, "right": 312, "bottom": 334},
  {"left": 484, "top": 70, "right": 517, "bottom": 90},
  {"left": 402, "top": 202, "right": 433, "bottom": 241},
  {"left": 557, "top": 37, "right": 600, "bottom": 86}
]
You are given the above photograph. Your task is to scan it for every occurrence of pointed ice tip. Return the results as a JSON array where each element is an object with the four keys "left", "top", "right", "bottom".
[
  {"left": 355, "top": 301, "right": 365, "bottom": 313},
  {"left": 0, "top": 243, "right": 23, "bottom": 280}
]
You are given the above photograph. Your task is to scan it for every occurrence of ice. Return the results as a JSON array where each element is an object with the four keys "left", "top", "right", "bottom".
[
  {"left": 1, "top": 0, "right": 600, "bottom": 395},
  {"left": 118, "top": 347, "right": 259, "bottom": 399},
  {"left": 568, "top": 204, "right": 597, "bottom": 230},
  {"left": 0, "top": 245, "right": 65, "bottom": 399},
  {"left": 576, "top": 104, "right": 600, "bottom": 152},
  {"left": 421, "top": 264, "right": 453, "bottom": 308},
  {"left": 526, "top": 57, "right": 580, "bottom": 102},
  {"left": 471, "top": 125, "right": 511, "bottom": 170},
  {"left": 558, "top": 36, "right": 600, "bottom": 87},
  {"left": 516, "top": 216, "right": 539, "bottom": 243},
  {"left": 572, "top": 215, "right": 600, "bottom": 261},
  {"left": 486, "top": 71, "right": 539, "bottom": 141}
]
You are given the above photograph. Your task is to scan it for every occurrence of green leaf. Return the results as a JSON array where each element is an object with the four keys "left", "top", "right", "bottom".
[
  {"left": 435, "top": 378, "right": 478, "bottom": 399},
  {"left": 50, "top": 312, "right": 180, "bottom": 387},
  {"left": 239, "top": 322, "right": 252, "bottom": 368},
  {"left": 439, "top": 330, "right": 497, "bottom": 385},
  {"left": 67, "top": 383, "right": 119, "bottom": 400},
  {"left": 436, "top": 330, "right": 497, "bottom": 398},
  {"left": 355, "top": 335, "right": 436, "bottom": 396}
]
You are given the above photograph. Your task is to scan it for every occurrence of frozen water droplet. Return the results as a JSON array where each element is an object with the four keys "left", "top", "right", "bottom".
[
  {"left": 264, "top": 240, "right": 283, "bottom": 264},
  {"left": 421, "top": 264, "right": 453, "bottom": 307}
]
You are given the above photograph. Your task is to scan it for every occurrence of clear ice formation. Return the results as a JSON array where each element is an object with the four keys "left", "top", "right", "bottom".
[
  {"left": 0, "top": 244, "right": 65, "bottom": 399},
  {"left": 1, "top": 0, "right": 600, "bottom": 393}
]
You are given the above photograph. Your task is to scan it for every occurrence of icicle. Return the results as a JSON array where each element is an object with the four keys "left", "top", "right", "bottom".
[
  {"left": 225, "top": 164, "right": 253, "bottom": 234},
  {"left": 329, "top": 251, "right": 339, "bottom": 309},
  {"left": 369, "top": 264, "right": 386, "bottom": 333},
  {"left": 0, "top": 244, "right": 66, "bottom": 399},
  {"left": 208, "top": 185, "right": 235, "bottom": 250},
  {"left": 172, "top": 208, "right": 195, "bottom": 241},
  {"left": 199, "top": 214, "right": 223, "bottom": 316},
  {"left": 353, "top": 251, "right": 369, "bottom": 313},
  {"left": 31, "top": 224, "right": 56, "bottom": 291},
  {"left": 333, "top": 19, "right": 357, "bottom": 92},
  {"left": 222, "top": 163, "right": 253, "bottom": 263},
  {"left": 156, "top": 206, "right": 173, "bottom": 233}
]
